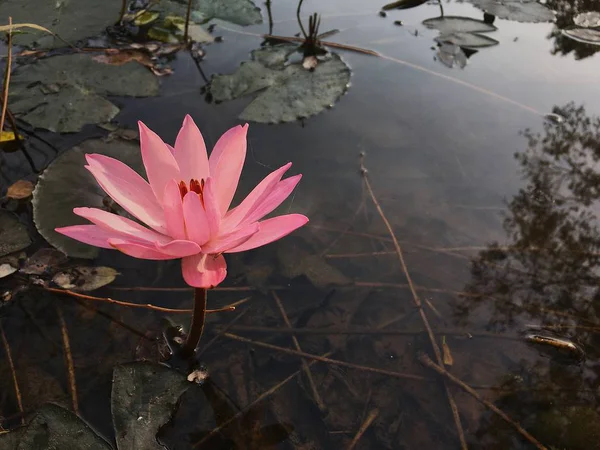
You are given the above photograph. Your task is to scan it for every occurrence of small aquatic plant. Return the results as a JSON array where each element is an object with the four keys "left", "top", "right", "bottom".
[{"left": 56, "top": 116, "right": 308, "bottom": 356}]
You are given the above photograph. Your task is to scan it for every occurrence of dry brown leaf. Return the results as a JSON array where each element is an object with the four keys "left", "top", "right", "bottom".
[
  {"left": 6, "top": 180, "right": 34, "bottom": 199},
  {"left": 442, "top": 336, "right": 454, "bottom": 366},
  {"left": 93, "top": 50, "right": 153, "bottom": 67}
]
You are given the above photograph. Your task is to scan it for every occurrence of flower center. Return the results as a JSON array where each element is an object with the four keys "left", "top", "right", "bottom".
[{"left": 179, "top": 178, "right": 205, "bottom": 207}]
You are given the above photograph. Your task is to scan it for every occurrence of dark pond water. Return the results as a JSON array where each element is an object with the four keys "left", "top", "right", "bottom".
[{"left": 2, "top": 0, "right": 600, "bottom": 448}]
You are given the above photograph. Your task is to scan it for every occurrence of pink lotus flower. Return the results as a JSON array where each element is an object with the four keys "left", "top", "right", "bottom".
[{"left": 56, "top": 116, "right": 308, "bottom": 288}]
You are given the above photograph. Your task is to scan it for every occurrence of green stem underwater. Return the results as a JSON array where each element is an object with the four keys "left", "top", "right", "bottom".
[{"left": 180, "top": 287, "right": 207, "bottom": 358}]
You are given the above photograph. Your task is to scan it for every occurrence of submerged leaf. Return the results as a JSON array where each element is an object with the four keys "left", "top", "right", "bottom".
[
  {"left": 422, "top": 16, "right": 497, "bottom": 34},
  {"left": 573, "top": 11, "right": 600, "bottom": 28},
  {"left": 33, "top": 138, "right": 144, "bottom": 258},
  {"left": 10, "top": 53, "right": 158, "bottom": 132},
  {"left": 0, "top": 403, "right": 111, "bottom": 449},
  {"left": 0, "top": 210, "right": 31, "bottom": 258},
  {"left": 6, "top": 180, "right": 34, "bottom": 199},
  {"left": 435, "top": 32, "right": 499, "bottom": 49},
  {"left": 52, "top": 266, "right": 118, "bottom": 291},
  {"left": 468, "top": 0, "right": 555, "bottom": 23},
  {"left": 0, "top": 0, "right": 122, "bottom": 49},
  {"left": 158, "top": 0, "right": 262, "bottom": 27},
  {"left": 112, "top": 362, "right": 191, "bottom": 450},
  {"left": 562, "top": 28, "right": 600, "bottom": 46},
  {"left": 20, "top": 248, "right": 67, "bottom": 275},
  {"left": 211, "top": 44, "right": 351, "bottom": 123}
]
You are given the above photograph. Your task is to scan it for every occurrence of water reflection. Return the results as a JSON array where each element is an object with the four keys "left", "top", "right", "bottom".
[
  {"left": 455, "top": 102, "right": 600, "bottom": 449},
  {"left": 548, "top": 0, "right": 600, "bottom": 59}
]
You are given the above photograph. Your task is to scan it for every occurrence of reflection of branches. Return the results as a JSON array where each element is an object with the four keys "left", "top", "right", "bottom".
[
  {"left": 458, "top": 103, "right": 600, "bottom": 341},
  {"left": 546, "top": 0, "right": 600, "bottom": 60}
]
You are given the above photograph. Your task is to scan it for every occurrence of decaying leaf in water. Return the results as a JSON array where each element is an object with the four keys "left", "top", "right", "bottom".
[
  {"left": 422, "top": 16, "right": 497, "bottom": 34},
  {"left": 435, "top": 32, "right": 499, "bottom": 49},
  {"left": 573, "top": 11, "right": 600, "bottom": 28},
  {"left": 442, "top": 336, "right": 454, "bottom": 366},
  {"left": 20, "top": 248, "right": 67, "bottom": 275},
  {"left": 134, "top": 11, "right": 161, "bottom": 26},
  {"left": 0, "top": 130, "right": 23, "bottom": 143},
  {"left": 383, "top": 0, "right": 428, "bottom": 11},
  {"left": 6, "top": 180, "right": 34, "bottom": 199},
  {"left": 112, "top": 362, "right": 191, "bottom": 450},
  {"left": 0, "top": 263, "right": 18, "bottom": 279},
  {"left": 0, "top": 210, "right": 31, "bottom": 258},
  {"left": 52, "top": 266, "right": 119, "bottom": 291}
]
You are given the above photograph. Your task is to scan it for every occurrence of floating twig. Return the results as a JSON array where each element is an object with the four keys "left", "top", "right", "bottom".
[
  {"left": 273, "top": 291, "right": 326, "bottom": 412},
  {"left": 222, "top": 333, "right": 427, "bottom": 381},
  {"left": 360, "top": 156, "right": 468, "bottom": 449},
  {"left": 0, "top": 320, "right": 24, "bottom": 425},
  {"left": 56, "top": 307, "right": 79, "bottom": 414},
  {"left": 418, "top": 353, "right": 548, "bottom": 450},
  {"left": 347, "top": 408, "right": 379, "bottom": 450}
]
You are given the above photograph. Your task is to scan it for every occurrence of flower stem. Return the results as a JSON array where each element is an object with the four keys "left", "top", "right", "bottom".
[{"left": 180, "top": 287, "right": 207, "bottom": 358}]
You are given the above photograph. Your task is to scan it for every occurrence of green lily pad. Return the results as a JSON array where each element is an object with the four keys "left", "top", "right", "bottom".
[
  {"left": 573, "top": 11, "right": 600, "bottom": 28},
  {"left": 32, "top": 138, "right": 144, "bottom": 259},
  {"left": 0, "top": 210, "right": 31, "bottom": 258},
  {"left": 562, "top": 28, "right": 600, "bottom": 46},
  {"left": 112, "top": 362, "right": 190, "bottom": 450},
  {"left": 435, "top": 32, "right": 499, "bottom": 49},
  {"left": 157, "top": 0, "right": 262, "bottom": 27},
  {"left": 0, "top": 403, "right": 112, "bottom": 449},
  {"left": 52, "top": 266, "right": 119, "bottom": 291},
  {"left": 0, "top": 0, "right": 122, "bottom": 49},
  {"left": 10, "top": 53, "right": 158, "bottom": 132},
  {"left": 468, "top": 0, "right": 555, "bottom": 23},
  {"left": 211, "top": 44, "right": 351, "bottom": 123},
  {"left": 422, "top": 16, "right": 497, "bottom": 33}
]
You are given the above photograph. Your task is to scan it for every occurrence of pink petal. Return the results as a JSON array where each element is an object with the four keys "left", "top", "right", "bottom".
[
  {"left": 138, "top": 121, "right": 181, "bottom": 204},
  {"left": 55, "top": 225, "right": 115, "bottom": 249},
  {"left": 226, "top": 214, "right": 308, "bottom": 253},
  {"left": 162, "top": 180, "right": 187, "bottom": 240},
  {"left": 155, "top": 240, "right": 201, "bottom": 257},
  {"left": 221, "top": 162, "right": 292, "bottom": 233},
  {"left": 108, "top": 238, "right": 180, "bottom": 260},
  {"left": 202, "top": 178, "right": 222, "bottom": 239},
  {"left": 208, "top": 124, "right": 248, "bottom": 215},
  {"left": 73, "top": 207, "right": 169, "bottom": 244},
  {"left": 174, "top": 115, "right": 209, "bottom": 183},
  {"left": 85, "top": 154, "right": 166, "bottom": 233},
  {"left": 241, "top": 175, "right": 302, "bottom": 226},
  {"left": 181, "top": 253, "right": 227, "bottom": 288},
  {"left": 182, "top": 191, "right": 210, "bottom": 245},
  {"left": 202, "top": 223, "right": 259, "bottom": 254}
]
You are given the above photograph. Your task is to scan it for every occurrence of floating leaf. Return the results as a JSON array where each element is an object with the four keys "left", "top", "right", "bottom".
[
  {"left": 0, "top": 210, "right": 31, "bottom": 258},
  {"left": 436, "top": 32, "right": 499, "bottom": 49},
  {"left": 562, "top": 28, "right": 600, "bottom": 46},
  {"left": 20, "top": 248, "right": 67, "bottom": 275},
  {"left": 112, "top": 362, "right": 191, "bottom": 450},
  {"left": 468, "top": 0, "right": 555, "bottom": 23},
  {"left": 0, "top": 131, "right": 23, "bottom": 143},
  {"left": 0, "top": 403, "right": 111, "bottom": 449},
  {"left": 52, "top": 266, "right": 119, "bottom": 291},
  {"left": 383, "top": 0, "right": 428, "bottom": 11},
  {"left": 134, "top": 11, "right": 161, "bottom": 26},
  {"left": 211, "top": 44, "right": 351, "bottom": 123},
  {"left": 0, "top": 263, "right": 18, "bottom": 279},
  {"left": 10, "top": 53, "right": 158, "bottom": 132},
  {"left": 422, "top": 16, "right": 497, "bottom": 34},
  {"left": 33, "top": 138, "right": 144, "bottom": 258},
  {"left": 158, "top": 0, "right": 262, "bottom": 27},
  {"left": 573, "top": 11, "right": 600, "bottom": 28},
  {"left": 6, "top": 180, "right": 34, "bottom": 199},
  {"left": 442, "top": 336, "right": 454, "bottom": 366},
  {"left": 147, "top": 26, "right": 180, "bottom": 44},
  {"left": 437, "top": 43, "right": 468, "bottom": 69},
  {"left": 0, "top": 0, "right": 122, "bottom": 49},
  {"left": 187, "top": 24, "right": 215, "bottom": 43}
]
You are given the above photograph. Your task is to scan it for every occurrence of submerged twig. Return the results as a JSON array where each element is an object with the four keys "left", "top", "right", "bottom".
[
  {"left": 0, "top": 320, "right": 24, "bottom": 425},
  {"left": 360, "top": 156, "right": 468, "bottom": 449},
  {"left": 273, "top": 291, "right": 326, "bottom": 412},
  {"left": 347, "top": 408, "right": 379, "bottom": 450},
  {"left": 56, "top": 307, "right": 79, "bottom": 414},
  {"left": 197, "top": 307, "right": 250, "bottom": 357},
  {"left": 418, "top": 353, "right": 547, "bottom": 450},
  {"left": 0, "top": 16, "right": 13, "bottom": 136},
  {"left": 223, "top": 333, "right": 427, "bottom": 381}
]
